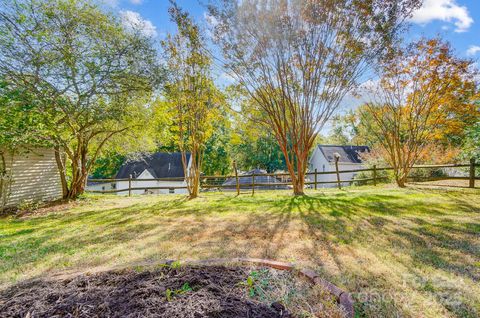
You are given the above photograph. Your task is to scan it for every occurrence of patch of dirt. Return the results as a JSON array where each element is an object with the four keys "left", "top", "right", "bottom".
[{"left": 0, "top": 265, "right": 344, "bottom": 318}]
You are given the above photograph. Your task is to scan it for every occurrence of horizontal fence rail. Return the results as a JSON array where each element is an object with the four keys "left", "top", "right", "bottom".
[{"left": 86, "top": 160, "right": 478, "bottom": 195}]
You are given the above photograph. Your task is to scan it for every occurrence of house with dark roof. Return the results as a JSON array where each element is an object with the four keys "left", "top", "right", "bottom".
[
  {"left": 113, "top": 152, "right": 191, "bottom": 195},
  {"left": 308, "top": 145, "right": 370, "bottom": 188}
]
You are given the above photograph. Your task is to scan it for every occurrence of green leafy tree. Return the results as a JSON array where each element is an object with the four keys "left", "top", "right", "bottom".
[
  {"left": 90, "top": 152, "right": 126, "bottom": 179},
  {"left": 0, "top": 81, "right": 50, "bottom": 151},
  {"left": 462, "top": 121, "right": 480, "bottom": 164},
  {"left": 225, "top": 88, "right": 283, "bottom": 172},
  {"left": 202, "top": 114, "right": 232, "bottom": 176},
  {"left": 231, "top": 127, "right": 286, "bottom": 173},
  {"left": 0, "top": 0, "right": 161, "bottom": 198}
]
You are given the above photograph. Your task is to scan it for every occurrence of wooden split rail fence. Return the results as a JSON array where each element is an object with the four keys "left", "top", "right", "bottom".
[{"left": 87, "top": 159, "right": 479, "bottom": 196}]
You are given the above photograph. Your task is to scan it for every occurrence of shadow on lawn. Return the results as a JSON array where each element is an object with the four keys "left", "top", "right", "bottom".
[{"left": 2, "top": 190, "right": 479, "bottom": 317}]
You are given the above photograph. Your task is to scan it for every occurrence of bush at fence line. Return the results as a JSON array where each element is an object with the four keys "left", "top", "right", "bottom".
[
  {"left": 352, "top": 168, "right": 393, "bottom": 186},
  {"left": 408, "top": 168, "right": 447, "bottom": 182},
  {"left": 351, "top": 152, "right": 393, "bottom": 186}
]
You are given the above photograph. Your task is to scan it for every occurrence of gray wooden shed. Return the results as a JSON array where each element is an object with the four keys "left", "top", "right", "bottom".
[{"left": 1, "top": 148, "right": 63, "bottom": 209}]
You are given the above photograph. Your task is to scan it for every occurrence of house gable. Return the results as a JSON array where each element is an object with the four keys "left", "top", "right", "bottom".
[
  {"left": 316, "top": 145, "right": 370, "bottom": 164},
  {"left": 309, "top": 147, "right": 330, "bottom": 172},
  {"left": 137, "top": 169, "right": 155, "bottom": 180}
]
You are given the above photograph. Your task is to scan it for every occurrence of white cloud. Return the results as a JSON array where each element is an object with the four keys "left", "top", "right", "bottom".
[
  {"left": 467, "top": 45, "right": 480, "bottom": 56},
  {"left": 203, "top": 11, "right": 219, "bottom": 28},
  {"left": 120, "top": 10, "right": 157, "bottom": 37},
  {"left": 129, "top": 0, "right": 143, "bottom": 4},
  {"left": 411, "top": 0, "right": 473, "bottom": 33}
]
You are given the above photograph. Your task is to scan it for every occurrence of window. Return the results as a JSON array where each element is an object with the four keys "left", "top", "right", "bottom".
[
  {"left": 169, "top": 188, "right": 175, "bottom": 194},
  {"left": 322, "top": 164, "right": 325, "bottom": 172}
]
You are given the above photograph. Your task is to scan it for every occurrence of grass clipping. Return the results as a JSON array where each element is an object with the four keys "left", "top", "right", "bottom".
[{"left": 245, "top": 268, "right": 345, "bottom": 318}]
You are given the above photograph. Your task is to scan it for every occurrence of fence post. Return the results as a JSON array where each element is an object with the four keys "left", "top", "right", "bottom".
[
  {"left": 233, "top": 161, "right": 240, "bottom": 196},
  {"left": 252, "top": 173, "right": 255, "bottom": 196},
  {"left": 373, "top": 165, "right": 377, "bottom": 186},
  {"left": 314, "top": 168, "right": 317, "bottom": 190},
  {"left": 334, "top": 155, "right": 341, "bottom": 190},
  {"left": 128, "top": 174, "right": 132, "bottom": 197},
  {"left": 469, "top": 158, "right": 476, "bottom": 188}
]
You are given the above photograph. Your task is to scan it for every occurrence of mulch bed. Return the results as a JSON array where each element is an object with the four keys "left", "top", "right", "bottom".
[{"left": 0, "top": 265, "right": 300, "bottom": 318}]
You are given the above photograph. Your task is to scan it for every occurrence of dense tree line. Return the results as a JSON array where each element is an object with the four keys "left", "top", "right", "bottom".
[{"left": 1, "top": 0, "right": 477, "bottom": 198}]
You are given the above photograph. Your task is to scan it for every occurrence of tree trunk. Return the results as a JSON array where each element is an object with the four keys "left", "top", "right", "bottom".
[
  {"left": 396, "top": 177, "right": 407, "bottom": 188},
  {"left": 54, "top": 146, "right": 69, "bottom": 199},
  {"left": 54, "top": 145, "right": 90, "bottom": 200},
  {"left": 287, "top": 152, "right": 307, "bottom": 196},
  {"left": 189, "top": 172, "right": 199, "bottom": 199},
  {"left": 0, "top": 152, "right": 9, "bottom": 209},
  {"left": 182, "top": 149, "right": 200, "bottom": 200},
  {"left": 395, "top": 169, "right": 407, "bottom": 188},
  {"left": 292, "top": 177, "right": 305, "bottom": 195}
]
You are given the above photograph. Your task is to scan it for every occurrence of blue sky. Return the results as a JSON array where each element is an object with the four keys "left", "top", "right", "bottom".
[
  {"left": 104, "top": 0, "right": 480, "bottom": 60},
  {"left": 103, "top": 0, "right": 479, "bottom": 129}
]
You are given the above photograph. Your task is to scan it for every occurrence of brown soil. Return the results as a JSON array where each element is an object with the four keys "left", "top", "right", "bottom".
[{"left": 0, "top": 265, "right": 301, "bottom": 318}]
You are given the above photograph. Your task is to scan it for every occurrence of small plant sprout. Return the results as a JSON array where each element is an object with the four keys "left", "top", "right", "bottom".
[
  {"left": 165, "top": 288, "right": 173, "bottom": 302},
  {"left": 165, "top": 282, "right": 193, "bottom": 301},
  {"left": 170, "top": 261, "right": 182, "bottom": 269}
]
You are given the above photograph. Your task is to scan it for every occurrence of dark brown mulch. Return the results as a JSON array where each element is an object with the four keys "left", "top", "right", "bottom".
[{"left": 0, "top": 265, "right": 293, "bottom": 318}]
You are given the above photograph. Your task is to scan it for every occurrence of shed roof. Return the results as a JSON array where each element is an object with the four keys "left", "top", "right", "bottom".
[
  {"left": 116, "top": 152, "right": 190, "bottom": 179},
  {"left": 222, "top": 169, "right": 287, "bottom": 189},
  {"left": 316, "top": 145, "right": 370, "bottom": 164}
]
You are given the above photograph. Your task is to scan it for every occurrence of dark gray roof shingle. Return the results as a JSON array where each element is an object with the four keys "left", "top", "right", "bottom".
[
  {"left": 222, "top": 169, "right": 287, "bottom": 189},
  {"left": 317, "top": 145, "right": 370, "bottom": 164},
  {"left": 116, "top": 152, "right": 190, "bottom": 179}
]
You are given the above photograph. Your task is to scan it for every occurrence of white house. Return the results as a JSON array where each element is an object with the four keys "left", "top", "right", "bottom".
[
  {"left": 114, "top": 152, "right": 191, "bottom": 195},
  {"left": 1, "top": 148, "right": 63, "bottom": 210},
  {"left": 86, "top": 180, "right": 116, "bottom": 193},
  {"left": 308, "top": 145, "right": 370, "bottom": 188}
]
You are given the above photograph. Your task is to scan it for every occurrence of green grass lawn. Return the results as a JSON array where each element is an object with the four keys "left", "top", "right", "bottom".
[{"left": 1, "top": 185, "right": 479, "bottom": 317}]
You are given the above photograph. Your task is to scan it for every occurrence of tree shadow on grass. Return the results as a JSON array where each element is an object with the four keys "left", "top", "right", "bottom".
[{"left": 1, "top": 190, "right": 479, "bottom": 317}]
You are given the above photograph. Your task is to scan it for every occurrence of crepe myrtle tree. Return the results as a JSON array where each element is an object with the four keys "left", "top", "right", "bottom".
[
  {"left": 0, "top": 0, "right": 162, "bottom": 199},
  {"left": 163, "top": 2, "right": 221, "bottom": 199},
  {"left": 208, "top": 0, "right": 421, "bottom": 195},
  {"left": 360, "top": 39, "right": 478, "bottom": 187}
]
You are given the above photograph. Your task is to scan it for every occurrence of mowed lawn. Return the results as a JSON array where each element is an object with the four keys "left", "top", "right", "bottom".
[{"left": 1, "top": 186, "right": 479, "bottom": 317}]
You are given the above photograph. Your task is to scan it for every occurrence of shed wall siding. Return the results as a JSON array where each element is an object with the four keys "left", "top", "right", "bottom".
[{"left": 4, "top": 148, "right": 62, "bottom": 207}]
